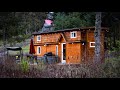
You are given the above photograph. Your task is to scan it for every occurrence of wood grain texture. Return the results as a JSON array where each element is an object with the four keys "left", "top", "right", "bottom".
[{"left": 33, "top": 28, "right": 107, "bottom": 64}]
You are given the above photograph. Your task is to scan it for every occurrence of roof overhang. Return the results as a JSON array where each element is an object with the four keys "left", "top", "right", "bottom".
[
  {"left": 6, "top": 47, "right": 22, "bottom": 51},
  {"left": 32, "top": 26, "right": 109, "bottom": 35},
  {"left": 34, "top": 42, "right": 58, "bottom": 46}
]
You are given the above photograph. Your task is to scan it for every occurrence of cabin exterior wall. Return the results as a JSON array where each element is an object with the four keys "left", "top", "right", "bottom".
[{"left": 33, "top": 27, "right": 107, "bottom": 64}]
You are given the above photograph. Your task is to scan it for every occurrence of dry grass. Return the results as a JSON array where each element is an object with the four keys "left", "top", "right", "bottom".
[{"left": 0, "top": 52, "right": 120, "bottom": 78}]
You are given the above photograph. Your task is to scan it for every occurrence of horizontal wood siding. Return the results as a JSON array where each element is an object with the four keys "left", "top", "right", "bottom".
[
  {"left": 86, "top": 30, "right": 105, "bottom": 62},
  {"left": 86, "top": 31, "right": 95, "bottom": 61},
  {"left": 34, "top": 45, "right": 57, "bottom": 57},
  {"left": 33, "top": 28, "right": 106, "bottom": 64},
  {"left": 34, "top": 46, "right": 46, "bottom": 56},
  {"left": 81, "top": 31, "right": 87, "bottom": 62},
  {"left": 34, "top": 33, "right": 61, "bottom": 44},
  {"left": 34, "top": 31, "right": 81, "bottom": 44},
  {"left": 46, "top": 45, "right": 56, "bottom": 55},
  {"left": 65, "top": 31, "right": 81, "bottom": 41}
]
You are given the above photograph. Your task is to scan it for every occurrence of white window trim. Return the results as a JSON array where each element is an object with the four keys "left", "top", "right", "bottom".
[
  {"left": 70, "top": 31, "right": 77, "bottom": 38},
  {"left": 56, "top": 45, "right": 58, "bottom": 56},
  {"left": 90, "top": 42, "right": 95, "bottom": 47},
  {"left": 37, "top": 46, "right": 41, "bottom": 54},
  {"left": 37, "top": 35, "right": 41, "bottom": 41}
]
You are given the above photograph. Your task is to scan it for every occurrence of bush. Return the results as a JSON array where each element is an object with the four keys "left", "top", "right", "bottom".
[
  {"left": 20, "top": 59, "right": 29, "bottom": 73},
  {"left": 103, "top": 57, "right": 120, "bottom": 77}
]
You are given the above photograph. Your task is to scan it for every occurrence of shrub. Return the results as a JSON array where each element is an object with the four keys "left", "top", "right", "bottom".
[
  {"left": 20, "top": 58, "right": 29, "bottom": 73},
  {"left": 103, "top": 57, "right": 120, "bottom": 77},
  {"left": 1, "top": 52, "right": 120, "bottom": 78}
]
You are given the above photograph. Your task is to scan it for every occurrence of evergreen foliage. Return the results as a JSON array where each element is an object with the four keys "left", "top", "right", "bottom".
[{"left": 0, "top": 12, "right": 120, "bottom": 51}]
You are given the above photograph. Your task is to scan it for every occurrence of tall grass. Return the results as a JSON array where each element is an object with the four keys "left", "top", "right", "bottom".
[
  {"left": 20, "top": 58, "right": 29, "bottom": 73},
  {"left": 22, "top": 44, "right": 30, "bottom": 54},
  {"left": 0, "top": 52, "right": 120, "bottom": 78}
]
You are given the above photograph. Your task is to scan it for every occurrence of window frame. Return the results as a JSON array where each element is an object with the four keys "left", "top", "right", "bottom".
[
  {"left": 56, "top": 45, "right": 58, "bottom": 56},
  {"left": 37, "top": 35, "right": 41, "bottom": 41},
  {"left": 90, "top": 42, "right": 95, "bottom": 47},
  {"left": 37, "top": 46, "right": 41, "bottom": 54},
  {"left": 70, "top": 31, "right": 77, "bottom": 38}
]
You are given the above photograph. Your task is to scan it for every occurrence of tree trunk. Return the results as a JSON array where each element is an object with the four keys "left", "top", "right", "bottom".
[{"left": 94, "top": 12, "right": 101, "bottom": 63}]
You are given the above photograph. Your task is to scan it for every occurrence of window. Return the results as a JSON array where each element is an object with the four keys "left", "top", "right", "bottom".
[
  {"left": 37, "top": 46, "right": 41, "bottom": 54},
  {"left": 37, "top": 35, "right": 41, "bottom": 41},
  {"left": 90, "top": 42, "right": 95, "bottom": 47},
  {"left": 70, "top": 31, "right": 77, "bottom": 38}
]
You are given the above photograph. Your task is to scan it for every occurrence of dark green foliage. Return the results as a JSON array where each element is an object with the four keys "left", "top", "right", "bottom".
[
  {"left": 0, "top": 12, "right": 120, "bottom": 51},
  {"left": 0, "top": 12, "right": 46, "bottom": 45},
  {"left": 0, "top": 12, "right": 93, "bottom": 43},
  {"left": 20, "top": 58, "right": 29, "bottom": 73},
  {"left": 102, "top": 12, "right": 120, "bottom": 51},
  {"left": 54, "top": 12, "right": 95, "bottom": 30}
]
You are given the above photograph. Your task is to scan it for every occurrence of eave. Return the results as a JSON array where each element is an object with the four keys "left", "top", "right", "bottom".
[
  {"left": 32, "top": 26, "right": 109, "bottom": 35},
  {"left": 34, "top": 42, "right": 58, "bottom": 46}
]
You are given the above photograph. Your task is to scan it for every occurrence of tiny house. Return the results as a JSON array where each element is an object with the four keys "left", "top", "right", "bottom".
[{"left": 32, "top": 26, "right": 108, "bottom": 64}]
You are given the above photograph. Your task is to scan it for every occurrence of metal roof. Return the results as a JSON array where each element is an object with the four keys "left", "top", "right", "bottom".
[{"left": 6, "top": 47, "right": 22, "bottom": 51}]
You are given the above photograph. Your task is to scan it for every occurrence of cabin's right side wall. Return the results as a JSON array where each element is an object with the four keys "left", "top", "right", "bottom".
[{"left": 86, "top": 30, "right": 105, "bottom": 62}]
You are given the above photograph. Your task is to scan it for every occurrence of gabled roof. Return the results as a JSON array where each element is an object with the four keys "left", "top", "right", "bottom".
[{"left": 56, "top": 33, "right": 67, "bottom": 42}]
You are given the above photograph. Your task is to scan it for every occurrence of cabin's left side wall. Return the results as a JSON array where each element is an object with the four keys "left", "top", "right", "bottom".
[{"left": 33, "top": 34, "right": 61, "bottom": 58}]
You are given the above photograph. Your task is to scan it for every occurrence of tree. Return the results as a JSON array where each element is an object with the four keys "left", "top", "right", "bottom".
[
  {"left": 94, "top": 12, "right": 101, "bottom": 63},
  {"left": 54, "top": 12, "right": 95, "bottom": 30},
  {"left": 0, "top": 12, "right": 46, "bottom": 45},
  {"left": 102, "top": 12, "right": 120, "bottom": 51}
]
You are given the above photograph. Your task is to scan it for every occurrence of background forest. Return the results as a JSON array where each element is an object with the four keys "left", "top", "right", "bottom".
[{"left": 0, "top": 12, "right": 120, "bottom": 51}]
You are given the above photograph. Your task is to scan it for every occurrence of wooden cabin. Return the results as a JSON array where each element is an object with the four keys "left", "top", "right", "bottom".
[{"left": 32, "top": 26, "right": 108, "bottom": 64}]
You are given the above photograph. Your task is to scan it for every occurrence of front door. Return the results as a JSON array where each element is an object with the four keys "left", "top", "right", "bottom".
[{"left": 61, "top": 43, "right": 66, "bottom": 64}]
